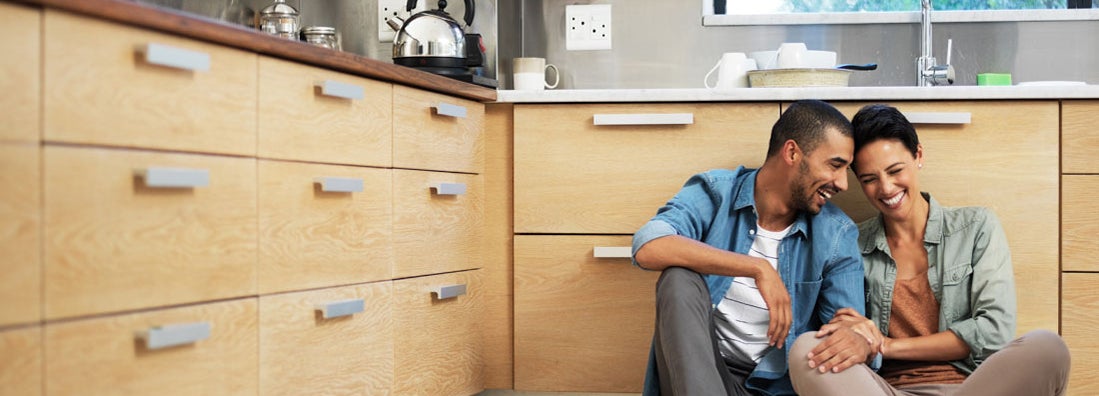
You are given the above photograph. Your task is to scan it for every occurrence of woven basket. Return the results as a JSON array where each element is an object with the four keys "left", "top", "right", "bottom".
[{"left": 748, "top": 68, "right": 852, "bottom": 87}]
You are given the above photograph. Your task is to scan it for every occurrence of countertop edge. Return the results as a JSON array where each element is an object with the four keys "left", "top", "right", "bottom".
[{"left": 496, "top": 86, "right": 1099, "bottom": 103}]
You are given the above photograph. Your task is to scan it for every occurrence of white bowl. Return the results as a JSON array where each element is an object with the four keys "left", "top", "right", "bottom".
[{"left": 805, "top": 50, "right": 837, "bottom": 68}]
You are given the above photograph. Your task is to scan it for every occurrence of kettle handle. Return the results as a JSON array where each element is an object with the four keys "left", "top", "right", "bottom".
[
  {"left": 405, "top": 0, "right": 417, "bottom": 12},
  {"left": 463, "top": 0, "right": 475, "bottom": 27}
]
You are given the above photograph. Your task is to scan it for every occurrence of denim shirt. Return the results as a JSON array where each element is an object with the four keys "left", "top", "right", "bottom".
[
  {"left": 632, "top": 167, "right": 865, "bottom": 396},
  {"left": 859, "top": 192, "right": 1016, "bottom": 374}
]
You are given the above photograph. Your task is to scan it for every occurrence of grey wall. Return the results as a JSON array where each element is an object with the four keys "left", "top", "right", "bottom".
[{"left": 500, "top": 0, "right": 1099, "bottom": 89}]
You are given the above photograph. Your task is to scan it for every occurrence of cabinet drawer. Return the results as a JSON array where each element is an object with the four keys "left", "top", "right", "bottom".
[
  {"left": 1063, "top": 100, "right": 1099, "bottom": 174},
  {"left": 1063, "top": 273, "right": 1099, "bottom": 396},
  {"left": 258, "top": 57, "right": 392, "bottom": 167},
  {"left": 0, "top": 144, "right": 40, "bottom": 326},
  {"left": 393, "top": 170, "right": 483, "bottom": 278},
  {"left": 514, "top": 103, "right": 777, "bottom": 234},
  {"left": 0, "top": 2, "right": 39, "bottom": 143},
  {"left": 0, "top": 326, "right": 42, "bottom": 396},
  {"left": 1063, "top": 175, "right": 1099, "bottom": 272},
  {"left": 393, "top": 85, "right": 484, "bottom": 173},
  {"left": 394, "top": 270, "right": 483, "bottom": 396},
  {"left": 258, "top": 160, "right": 393, "bottom": 293},
  {"left": 259, "top": 282, "right": 393, "bottom": 396},
  {"left": 43, "top": 10, "right": 256, "bottom": 156},
  {"left": 514, "top": 235, "right": 659, "bottom": 392},
  {"left": 45, "top": 298, "right": 257, "bottom": 396},
  {"left": 44, "top": 146, "right": 256, "bottom": 319}
]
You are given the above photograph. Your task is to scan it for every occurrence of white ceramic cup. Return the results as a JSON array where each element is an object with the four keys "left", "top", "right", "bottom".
[
  {"left": 513, "top": 57, "right": 560, "bottom": 90},
  {"left": 704, "top": 52, "right": 757, "bottom": 89},
  {"left": 775, "top": 42, "right": 808, "bottom": 69}
]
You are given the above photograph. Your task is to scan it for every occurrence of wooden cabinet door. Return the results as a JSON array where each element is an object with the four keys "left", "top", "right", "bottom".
[
  {"left": 0, "top": 2, "right": 39, "bottom": 144},
  {"left": 392, "top": 170, "right": 483, "bottom": 278},
  {"left": 1062, "top": 100, "right": 1099, "bottom": 174},
  {"left": 0, "top": 326, "right": 42, "bottom": 396},
  {"left": 393, "top": 86, "right": 484, "bottom": 174},
  {"left": 1063, "top": 273, "right": 1099, "bottom": 396},
  {"left": 0, "top": 144, "right": 40, "bottom": 326}
]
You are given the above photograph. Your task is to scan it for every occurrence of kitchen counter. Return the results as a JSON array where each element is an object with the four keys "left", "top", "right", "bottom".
[
  {"left": 496, "top": 84, "right": 1099, "bottom": 103},
  {"left": 10, "top": 0, "right": 497, "bottom": 102}
]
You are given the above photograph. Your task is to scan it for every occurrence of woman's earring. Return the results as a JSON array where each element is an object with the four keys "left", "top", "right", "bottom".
[{"left": 918, "top": 164, "right": 923, "bottom": 169}]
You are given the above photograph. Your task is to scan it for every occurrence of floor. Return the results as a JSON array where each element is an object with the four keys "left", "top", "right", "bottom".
[{"left": 478, "top": 390, "right": 639, "bottom": 396}]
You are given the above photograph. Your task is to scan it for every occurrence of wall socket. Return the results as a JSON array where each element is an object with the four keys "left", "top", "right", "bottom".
[
  {"left": 565, "top": 4, "right": 612, "bottom": 51},
  {"left": 378, "top": 0, "right": 425, "bottom": 43}
]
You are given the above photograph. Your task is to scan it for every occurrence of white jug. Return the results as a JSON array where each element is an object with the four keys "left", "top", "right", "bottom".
[{"left": 704, "top": 52, "right": 757, "bottom": 89}]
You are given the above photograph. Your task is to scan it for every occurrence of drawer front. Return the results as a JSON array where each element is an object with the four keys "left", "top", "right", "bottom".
[
  {"left": 1063, "top": 175, "right": 1099, "bottom": 272},
  {"left": 0, "top": 3, "right": 39, "bottom": 143},
  {"left": 393, "top": 85, "right": 484, "bottom": 173},
  {"left": 1063, "top": 100, "right": 1099, "bottom": 174},
  {"left": 393, "top": 170, "right": 483, "bottom": 278},
  {"left": 258, "top": 57, "right": 393, "bottom": 167},
  {"left": 45, "top": 298, "right": 258, "bottom": 396},
  {"left": 394, "top": 270, "right": 483, "bottom": 396},
  {"left": 258, "top": 160, "right": 393, "bottom": 294},
  {"left": 514, "top": 235, "right": 659, "bottom": 392},
  {"left": 1063, "top": 273, "right": 1099, "bottom": 396},
  {"left": 831, "top": 101, "right": 1060, "bottom": 335},
  {"left": 514, "top": 103, "right": 777, "bottom": 234},
  {"left": 0, "top": 144, "right": 41, "bottom": 326},
  {"left": 259, "top": 282, "right": 393, "bottom": 396},
  {"left": 43, "top": 10, "right": 257, "bottom": 156},
  {"left": 0, "top": 326, "right": 42, "bottom": 396},
  {"left": 44, "top": 146, "right": 257, "bottom": 319}
]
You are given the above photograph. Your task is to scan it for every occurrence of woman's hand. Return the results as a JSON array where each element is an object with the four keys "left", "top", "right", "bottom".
[{"left": 805, "top": 307, "right": 885, "bottom": 373}]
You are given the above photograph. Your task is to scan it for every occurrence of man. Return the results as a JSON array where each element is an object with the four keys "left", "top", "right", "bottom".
[{"left": 633, "top": 100, "right": 874, "bottom": 395}]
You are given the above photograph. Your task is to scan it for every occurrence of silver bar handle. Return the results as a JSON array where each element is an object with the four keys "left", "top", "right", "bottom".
[
  {"left": 138, "top": 43, "right": 211, "bottom": 72},
  {"left": 434, "top": 102, "right": 468, "bottom": 118},
  {"left": 433, "top": 284, "right": 467, "bottom": 300},
  {"left": 314, "top": 80, "right": 365, "bottom": 100},
  {"left": 314, "top": 298, "right": 365, "bottom": 319},
  {"left": 313, "top": 177, "right": 364, "bottom": 193},
  {"left": 430, "top": 182, "right": 467, "bottom": 196},
  {"left": 136, "top": 167, "right": 210, "bottom": 188},
  {"left": 593, "top": 246, "right": 632, "bottom": 258},
  {"left": 136, "top": 322, "right": 211, "bottom": 350},
  {"left": 593, "top": 113, "right": 694, "bottom": 126},
  {"left": 902, "top": 111, "right": 971, "bottom": 124}
]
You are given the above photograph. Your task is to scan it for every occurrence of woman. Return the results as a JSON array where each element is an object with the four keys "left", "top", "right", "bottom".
[{"left": 788, "top": 104, "right": 1070, "bottom": 396}]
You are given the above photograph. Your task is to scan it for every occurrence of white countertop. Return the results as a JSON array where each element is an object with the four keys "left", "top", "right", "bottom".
[{"left": 495, "top": 85, "right": 1099, "bottom": 103}]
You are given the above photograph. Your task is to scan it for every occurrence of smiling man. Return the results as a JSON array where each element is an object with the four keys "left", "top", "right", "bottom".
[{"left": 633, "top": 100, "right": 871, "bottom": 396}]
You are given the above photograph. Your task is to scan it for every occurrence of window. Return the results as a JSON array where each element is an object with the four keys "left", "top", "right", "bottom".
[{"left": 704, "top": 0, "right": 1099, "bottom": 25}]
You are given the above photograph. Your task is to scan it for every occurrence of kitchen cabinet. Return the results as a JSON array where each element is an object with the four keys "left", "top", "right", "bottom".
[
  {"left": 1062, "top": 273, "right": 1099, "bottom": 396},
  {"left": 393, "top": 169, "right": 484, "bottom": 278},
  {"left": 0, "top": 326, "right": 42, "bottom": 396},
  {"left": 482, "top": 104, "right": 515, "bottom": 388},
  {"left": 1061, "top": 100, "right": 1099, "bottom": 174},
  {"left": 0, "top": 144, "right": 41, "bottom": 326},
  {"left": 393, "top": 85, "right": 485, "bottom": 174},
  {"left": 0, "top": 2, "right": 39, "bottom": 144}
]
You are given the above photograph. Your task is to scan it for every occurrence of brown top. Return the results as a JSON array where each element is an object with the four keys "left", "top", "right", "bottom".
[{"left": 879, "top": 275, "right": 968, "bottom": 387}]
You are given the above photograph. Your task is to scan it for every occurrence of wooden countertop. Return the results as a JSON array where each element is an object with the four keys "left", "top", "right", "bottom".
[{"left": 13, "top": 0, "right": 497, "bottom": 102}]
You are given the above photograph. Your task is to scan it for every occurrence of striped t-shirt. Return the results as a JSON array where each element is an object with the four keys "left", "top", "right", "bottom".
[{"left": 714, "top": 223, "right": 790, "bottom": 366}]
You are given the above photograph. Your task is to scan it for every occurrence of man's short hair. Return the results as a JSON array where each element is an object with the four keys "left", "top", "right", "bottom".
[{"left": 766, "top": 100, "right": 854, "bottom": 158}]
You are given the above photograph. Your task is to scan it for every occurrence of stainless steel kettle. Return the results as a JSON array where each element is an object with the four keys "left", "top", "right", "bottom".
[{"left": 387, "top": 0, "right": 475, "bottom": 72}]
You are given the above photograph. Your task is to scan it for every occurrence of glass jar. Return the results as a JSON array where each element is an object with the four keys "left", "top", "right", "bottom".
[
  {"left": 258, "top": 0, "right": 299, "bottom": 40},
  {"left": 301, "top": 26, "right": 341, "bottom": 51}
]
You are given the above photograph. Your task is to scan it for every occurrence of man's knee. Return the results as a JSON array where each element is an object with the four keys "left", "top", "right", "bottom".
[{"left": 655, "top": 266, "right": 708, "bottom": 307}]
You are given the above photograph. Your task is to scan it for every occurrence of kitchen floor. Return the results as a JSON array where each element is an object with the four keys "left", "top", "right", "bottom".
[{"left": 479, "top": 390, "right": 639, "bottom": 396}]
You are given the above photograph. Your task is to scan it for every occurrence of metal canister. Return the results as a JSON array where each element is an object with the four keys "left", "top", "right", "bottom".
[
  {"left": 301, "top": 26, "right": 341, "bottom": 51},
  {"left": 258, "top": 0, "right": 299, "bottom": 40}
]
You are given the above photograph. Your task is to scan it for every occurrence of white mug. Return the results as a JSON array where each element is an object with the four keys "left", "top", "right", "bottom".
[
  {"left": 513, "top": 57, "right": 560, "bottom": 90},
  {"left": 704, "top": 52, "right": 757, "bottom": 89},
  {"left": 775, "top": 42, "right": 808, "bottom": 69}
]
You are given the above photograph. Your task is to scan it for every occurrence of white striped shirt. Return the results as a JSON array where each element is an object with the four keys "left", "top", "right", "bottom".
[{"left": 714, "top": 223, "right": 790, "bottom": 366}]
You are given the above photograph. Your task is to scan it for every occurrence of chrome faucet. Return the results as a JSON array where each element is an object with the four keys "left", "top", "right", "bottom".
[{"left": 916, "top": 0, "right": 955, "bottom": 86}]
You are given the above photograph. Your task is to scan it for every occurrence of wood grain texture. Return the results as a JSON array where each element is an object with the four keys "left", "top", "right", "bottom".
[
  {"left": 514, "top": 235, "right": 659, "bottom": 392},
  {"left": 43, "top": 146, "right": 257, "bottom": 319},
  {"left": 831, "top": 101, "right": 1060, "bottom": 335},
  {"left": 1062, "top": 273, "right": 1099, "bottom": 396},
  {"left": 44, "top": 298, "right": 258, "bottom": 396},
  {"left": 1062, "top": 100, "right": 1099, "bottom": 174},
  {"left": 392, "top": 170, "right": 483, "bottom": 279},
  {"left": 257, "top": 57, "right": 393, "bottom": 167},
  {"left": 258, "top": 160, "right": 393, "bottom": 294},
  {"left": 394, "top": 270, "right": 484, "bottom": 396},
  {"left": 393, "top": 86, "right": 485, "bottom": 174},
  {"left": 513, "top": 102, "right": 779, "bottom": 234},
  {"left": 43, "top": 10, "right": 257, "bottom": 156},
  {"left": 0, "top": 326, "right": 42, "bottom": 396},
  {"left": 0, "top": 2, "right": 39, "bottom": 143},
  {"left": 0, "top": 144, "right": 41, "bottom": 326},
  {"left": 259, "top": 282, "right": 393, "bottom": 396},
  {"left": 482, "top": 103, "right": 514, "bottom": 389},
  {"left": 1062, "top": 176, "right": 1099, "bottom": 272}
]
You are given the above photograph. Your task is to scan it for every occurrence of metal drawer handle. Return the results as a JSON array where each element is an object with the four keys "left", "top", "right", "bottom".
[
  {"left": 138, "top": 43, "right": 211, "bottom": 72},
  {"left": 314, "top": 298, "right": 365, "bottom": 319},
  {"left": 901, "top": 112, "right": 971, "bottom": 124},
  {"left": 593, "top": 113, "right": 694, "bottom": 126},
  {"left": 315, "top": 80, "right": 365, "bottom": 100},
  {"left": 313, "top": 177, "right": 364, "bottom": 193},
  {"left": 434, "top": 102, "right": 468, "bottom": 118},
  {"left": 136, "top": 167, "right": 210, "bottom": 188},
  {"left": 593, "top": 246, "right": 632, "bottom": 258},
  {"left": 136, "top": 322, "right": 211, "bottom": 350},
  {"left": 433, "top": 284, "right": 467, "bottom": 300},
  {"left": 430, "top": 182, "right": 467, "bottom": 196}
]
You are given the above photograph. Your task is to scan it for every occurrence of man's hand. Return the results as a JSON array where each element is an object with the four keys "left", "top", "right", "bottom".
[
  {"left": 826, "top": 307, "right": 884, "bottom": 356},
  {"left": 806, "top": 326, "right": 873, "bottom": 373},
  {"left": 753, "top": 260, "right": 791, "bottom": 349}
]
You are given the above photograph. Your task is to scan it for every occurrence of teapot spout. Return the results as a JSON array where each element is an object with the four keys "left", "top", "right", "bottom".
[{"left": 386, "top": 16, "right": 404, "bottom": 32}]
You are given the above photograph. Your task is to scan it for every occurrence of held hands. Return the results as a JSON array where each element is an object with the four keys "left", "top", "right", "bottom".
[
  {"left": 805, "top": 308, "right": 887, "bottom": 373},
  {"left": 753, "top": 259, "right": 791, "bottom": 349}
]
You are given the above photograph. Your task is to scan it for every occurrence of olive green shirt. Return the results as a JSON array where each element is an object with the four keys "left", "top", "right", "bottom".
[{"left": 858, "top": 192, "right": 1016, "bottom": 374}]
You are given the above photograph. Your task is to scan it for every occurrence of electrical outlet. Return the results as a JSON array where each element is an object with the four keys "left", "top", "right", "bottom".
[
  {"left": 565, "top": 4, "right": 612, "bottom": 51},
  {"left": 379, "top": 0, "right": 424, "bottom": 43}
]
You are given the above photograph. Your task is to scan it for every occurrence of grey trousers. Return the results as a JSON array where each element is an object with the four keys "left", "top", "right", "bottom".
[
  {"left": 788, "top": 329, "right": 1071, "bottom": 396},
  {"left": 652, "top": 267, "right": 759, "bottom": 396}
]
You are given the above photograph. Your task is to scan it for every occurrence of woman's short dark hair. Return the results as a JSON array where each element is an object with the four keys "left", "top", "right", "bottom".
[
  {"left": 850, "top": 104, "right": 920, "bottom": 168},
  {"left": 766, "top": 100, "right": 853, "bottom": 158}
]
